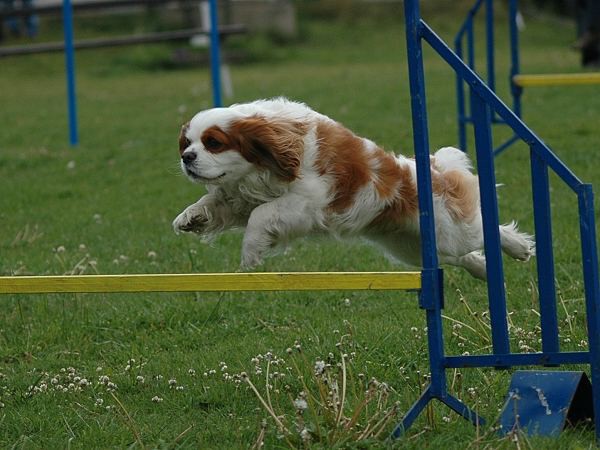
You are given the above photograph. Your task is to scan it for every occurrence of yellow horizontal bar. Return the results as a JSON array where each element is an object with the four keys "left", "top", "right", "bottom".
[
  {"left": 513, "top": 72, "right": 600, "bottom": 87},
  {"left": 0, "top": 272, "right": 421, "bottom": 294}
]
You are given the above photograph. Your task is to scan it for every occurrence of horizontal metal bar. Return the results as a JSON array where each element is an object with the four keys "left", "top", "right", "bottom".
[
  {"left": 0, "top": 25, "right": 246, "bottom": 57},
  {"left": 514, "top": 73, "right": 600, "bottom": 87},
  {"left": 445, "top": 351, "right": 590, "bottom": 368},
  {"left": 0, "top": 272, "right": 421, "bottom": 294},
  {"left": 0, "top": 0, "right": 179, "bottom": 18},
  {"left": 494, "top": 134, "right": 520, "bottom": 156}
]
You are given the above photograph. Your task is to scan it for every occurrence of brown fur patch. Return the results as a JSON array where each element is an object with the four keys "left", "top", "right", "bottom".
[
  {"left": 229, "top": 116, "right": 308, "bottom": 182},
  {"left": 431, "top": 169, "right": 479, "bottom": 221},
  {"left": 315, "top": 120, "right": 420, "bottom": 222},
  {"left": 178, "top": 122, "right": 191, "bottom": 155},
  {"left": 201, "top": 126, "right": 231, "bottom": 153},
  {"left": 315, "top": 121, "right": 373, "bottom": 213},
  {"left": 370, "top": 163, "right": 419, "bottom": 229}
]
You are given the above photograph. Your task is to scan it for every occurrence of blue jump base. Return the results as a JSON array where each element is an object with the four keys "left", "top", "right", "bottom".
[{"left": 397, "top": 0, "right": 600, "bottom": 442}]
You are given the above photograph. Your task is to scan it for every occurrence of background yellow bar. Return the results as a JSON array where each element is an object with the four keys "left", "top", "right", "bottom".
[
  {"left": 513, "top": 72, "right": 600, "bottom": 87},
  {"left": 0, "top": 272, "right": 421, "bottom": 294}
]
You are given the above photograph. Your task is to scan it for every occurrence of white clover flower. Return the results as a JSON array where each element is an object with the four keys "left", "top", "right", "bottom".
[
  {"left": 147, "top": 251, "right": 157, "bottom": 259},
  {"left": 293, "top": 398, "right": 308, "bottom": 411},
  {"left": 300, "top": 428, "right": 310, "bottom": 441},
  {"left": 168, "top": 378, "right": 177, "bottom": 387},
  {"left": 56, "top": 246, "right": 66, "bottom": 253},
  {"left": 188, "top": 369, "right": 196, "bottom": 376},
  {"left": 67, "top": 160, "right": 76, "bottom": 170},
  {"left": 314, "top": 360, "right": 326, "bottom": 376},
  {"left": 176, "top": 386, "right": 184, "bottom": 391},
  {"left": 136, "top": 376, "right": 145, "bottom": 383}
]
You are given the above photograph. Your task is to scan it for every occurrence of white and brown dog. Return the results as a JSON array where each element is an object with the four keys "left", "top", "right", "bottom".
[{"left": 173, "top": 98, "right": 534, "bottom": 279}]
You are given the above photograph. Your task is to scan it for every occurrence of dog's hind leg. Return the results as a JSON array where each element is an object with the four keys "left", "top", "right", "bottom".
[
  {"left": 499, "top": 221, "right": 535, "bottom": 261},
  {"left": 440, "top": 251, "right": 487, "bottom": 280}
]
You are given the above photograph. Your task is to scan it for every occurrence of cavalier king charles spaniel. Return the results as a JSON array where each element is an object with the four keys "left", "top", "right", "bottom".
[{"left": 173, "top": 98, "right": 534, "bottom": 279}]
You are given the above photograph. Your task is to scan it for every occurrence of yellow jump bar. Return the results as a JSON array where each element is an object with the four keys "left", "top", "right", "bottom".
[
  {"left": 513, "top": 72, "right": 600, "bottom": 87},
  {"left": 0, "top": 272, "right": 421, "bottom": 294}
]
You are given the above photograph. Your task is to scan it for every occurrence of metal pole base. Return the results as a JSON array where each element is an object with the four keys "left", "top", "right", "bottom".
[{"left": 390, "top": 384, "right": 485, "bottom": 439}]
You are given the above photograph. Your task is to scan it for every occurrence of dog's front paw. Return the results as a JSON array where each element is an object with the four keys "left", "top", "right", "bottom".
[
  {"left": 172, "top": 206, "right": 211, "bottom": 234},
  {"left": 240, "top": 250, "right": 263, "bottom": 271}
]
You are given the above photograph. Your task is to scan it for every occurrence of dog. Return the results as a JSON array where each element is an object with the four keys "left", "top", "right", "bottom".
[{"left": 173, "top": 98, "right": 534, "bottom": 279}]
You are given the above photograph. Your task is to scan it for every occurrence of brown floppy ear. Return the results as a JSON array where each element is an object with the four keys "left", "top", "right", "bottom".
[
  {"left": 179, "top": 122, "right": 191, "bottom": 155},
  {"left": 230, "top": 116, "right": 307, "bottom": 181}
]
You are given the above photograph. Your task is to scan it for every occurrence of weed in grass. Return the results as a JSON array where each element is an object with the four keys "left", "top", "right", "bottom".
[{"left": 206, "top": 324, "right": 405, "bottom": 447}]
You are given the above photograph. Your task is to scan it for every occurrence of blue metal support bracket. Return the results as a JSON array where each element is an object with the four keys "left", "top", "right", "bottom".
[{"left": 499, "top": 371, "right": 594, "bottom": 436}]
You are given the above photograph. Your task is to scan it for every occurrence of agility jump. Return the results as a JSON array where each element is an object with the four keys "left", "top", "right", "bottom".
[{"left": 0, "top": 0, "right": 599, "bottom": 442}]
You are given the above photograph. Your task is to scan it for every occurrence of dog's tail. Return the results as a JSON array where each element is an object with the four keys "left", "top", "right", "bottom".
[{"left": 432, "top": 146, "right": 473, "bottom": 174}]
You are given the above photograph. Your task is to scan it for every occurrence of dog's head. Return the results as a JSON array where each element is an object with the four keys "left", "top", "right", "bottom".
[{"left": 178, "top": 107, "right": 307, "bottom": 185}]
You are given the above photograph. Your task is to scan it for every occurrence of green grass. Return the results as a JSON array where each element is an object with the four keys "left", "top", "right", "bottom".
[{"left": 1, "top": 4, "right": 600, "bottom": 448}]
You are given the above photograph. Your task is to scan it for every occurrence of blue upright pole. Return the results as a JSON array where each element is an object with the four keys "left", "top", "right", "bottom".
[
  {"left": 208, "top": 0, "right": 222, "bottom": 107},
  {"left": 577, "top": 185, "right": 600, "bottom": 443},
  {"left": 509, "top": 0, "right": 522, "bottom": 118},
  {"left": 470, "top": 90, "right": 510, "bottom": 357},
  {"left": 62, "top": 0, "right": 78, "bottom": 146},
  {"left": 392, "top": 0, "right": 484, "bottom": 438},
  {"left": 530, "top": 145, "right": 559, "bottom": 354},
  {"left": 485, "top": 0, "right": 495, "bottom": 93}
]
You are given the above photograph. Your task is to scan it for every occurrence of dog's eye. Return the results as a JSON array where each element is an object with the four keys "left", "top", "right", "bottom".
[{"left": 204, "top": 137, "right": 222, "bottom": 150}]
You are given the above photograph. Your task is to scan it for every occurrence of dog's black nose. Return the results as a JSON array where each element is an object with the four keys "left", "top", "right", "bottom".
[{"left": 182, "top": 151, "right": 197, "bottom": 165}]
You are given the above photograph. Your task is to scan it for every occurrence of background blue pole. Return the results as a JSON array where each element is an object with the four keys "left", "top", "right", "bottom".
[
  {"left": 509, "top": 0, "right": 522, "bottom": 118},
  {"left": 208, "top": 0, "right": 222, "bottom": 107},
  {"left": 62, "top": 0, "right": 78, "bottom": 146}
]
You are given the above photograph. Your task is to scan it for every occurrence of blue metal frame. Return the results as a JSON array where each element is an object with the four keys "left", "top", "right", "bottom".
[
  {"left": 396, "top": 0, "right": 600, "bottom": 442},
  {"left": 455, "top": 0, "right": 521, "bottom": 155},
  {"left": 208, "top": 0, "right": 222, "bottom": 107},
  {"left": 62, "top": 0, "right": 78, "bottom": 147},
  {"left": 59, "top": 0, "right": 224, "bottom": 145}
]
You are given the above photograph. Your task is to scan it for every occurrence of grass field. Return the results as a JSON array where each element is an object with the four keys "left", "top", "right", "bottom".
[{"left": 1, "top": 2, "right": 600, "bottom": 448}]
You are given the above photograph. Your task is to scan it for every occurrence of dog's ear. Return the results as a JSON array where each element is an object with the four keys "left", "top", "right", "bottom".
[
  {"left": 179, "top": 122, "right": 191, "bottom": 155},
  {"left": 231, "top": 116, "right": 307, "bottom": 181}
]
